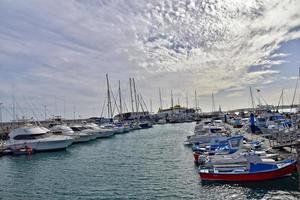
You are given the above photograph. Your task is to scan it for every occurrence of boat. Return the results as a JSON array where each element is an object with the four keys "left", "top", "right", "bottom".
[
  {"left": 83, "top": 123, "right": 115, "bottom": 138},
  {"left": 139, "top": 121, "right": 153, "bottom": 129},
  {"left": 100, "top": 123, "right": 122, "bottom": 134},
  {"left": 199, "top": 155, "right": 297, "bottom": 182},
  {"left": 69, "top": 125, "right": 98, "bottom": 143},
  {"left": 157, "top": 119, "right": 167, "bottom": 124},
  {"left": 3, "top": 125, "right": 74, "bottom": 152},
  {"left": 193, "top": 135, "right": 244, "bottom": 164},
  {"left": 186, "top": 124, "right": 228, "bottom": 145}
]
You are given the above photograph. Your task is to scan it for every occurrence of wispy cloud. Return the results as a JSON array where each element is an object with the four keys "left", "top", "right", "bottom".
[{"left": 0, "top": 0, "right": 299, "bottom": 119}]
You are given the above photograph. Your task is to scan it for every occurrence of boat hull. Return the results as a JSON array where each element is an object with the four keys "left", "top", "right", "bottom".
[
  {"left": 96, "top": 130, "right": 115, "bottom": 138},
  {"left": 74, "top": 134, "right": 97, "bottom": 143},
  {"left": 4, "top": 139, "right": 73, "bottom": 152},
  {"left": 199, "top": 162, "right": 297, "bottom": 182}
]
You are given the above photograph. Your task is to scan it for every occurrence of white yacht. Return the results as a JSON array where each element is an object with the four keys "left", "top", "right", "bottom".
[
  {"left": 50, "top": 125, "right": 81, "bottom": 141},
  {"left": 83, "top": 123, "right": 115, "bottom": 138},
  {"left": 4, "top": 125, "right": 74, "bottom": 152},
  {"left": 69, "top": 125, "right": 98, "bottom": 143},
  {"left": 100, "top": 124, "right": 122, "bottom": 134}
]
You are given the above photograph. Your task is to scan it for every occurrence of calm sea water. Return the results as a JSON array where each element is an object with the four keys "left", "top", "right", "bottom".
[{"left": 0, "top": 123, "right": 299, "bottom": 200}]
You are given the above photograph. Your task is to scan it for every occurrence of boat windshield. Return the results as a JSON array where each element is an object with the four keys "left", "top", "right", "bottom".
[
  {"left": 71, "top": 127, "right": 86, "bottom": 131},
  {"left": 13, "top": 132, "right": 52, "bottom": 140}
]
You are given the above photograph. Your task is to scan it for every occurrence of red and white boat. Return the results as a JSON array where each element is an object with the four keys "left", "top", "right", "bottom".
[{"left": 199, "top": 155, "right": 297, "bottom": 182}]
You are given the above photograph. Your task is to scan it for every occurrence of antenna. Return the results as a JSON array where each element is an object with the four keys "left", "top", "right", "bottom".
[
  {"left": 43, "top": 104, "right": 47, "bottom": 121},
  {"left": 73, "top": 105, "right": 76, "bottom": 121}
]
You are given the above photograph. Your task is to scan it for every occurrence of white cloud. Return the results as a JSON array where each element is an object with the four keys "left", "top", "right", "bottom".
[{"left": 0, "top": 0, "right": 300, "bottom": 119}]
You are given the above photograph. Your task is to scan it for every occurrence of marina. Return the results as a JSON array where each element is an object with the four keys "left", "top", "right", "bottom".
[
  {"left": 1, "top": 1, "right": 300, "bottom": 199},
  {"left": 0, "top": 123, "right": 299, "bottom": 199}
]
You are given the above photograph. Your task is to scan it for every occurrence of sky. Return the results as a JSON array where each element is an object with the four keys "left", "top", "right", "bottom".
[{"left": 0, "top": 0, "right": 300, "bottom": 121}]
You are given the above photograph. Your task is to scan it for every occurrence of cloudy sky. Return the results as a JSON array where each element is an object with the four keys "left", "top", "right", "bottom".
[{"left": 0, "top": 0, "right": 300, "bottom": 121}]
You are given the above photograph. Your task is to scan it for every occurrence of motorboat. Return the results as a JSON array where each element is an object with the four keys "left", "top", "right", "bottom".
[
  {"left": 100, "top": 123, "right": 122, "bottom": 134},
  {"left": 83, "top": 123, "right": 115, "bottom": 138},
  {"left": 157, "top": 119, "right": 167, "bottom": 124},
  {"left": 69, "top": 125, "right": 98, "bottom": 143},
  {"left": 199, "top": 155, "right": 297, "bottom": 182},
  {"left": 139, "top": 121, "right": 153, "bottom": 129},
  {"left": 3, "top": 125, "right": 73, "bottom": 152}
]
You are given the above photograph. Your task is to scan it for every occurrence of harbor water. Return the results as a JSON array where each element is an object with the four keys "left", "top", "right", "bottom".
[{"left": 0, "top": 123, "right": 299, "bottom": 200}]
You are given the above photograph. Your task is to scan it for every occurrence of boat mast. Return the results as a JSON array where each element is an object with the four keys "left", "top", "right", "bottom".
[
  {"left": 0, "top": 102, "right": 3, "bottom": 129},
  {"left": 106, "top": 74, "right": 112, "bottom": 118},
  {"left": 249, "top": 86, "right": 255, "bottom": 111},
  {"left": 133, "top": 78, "right": 138, "bottom": 112},
  {"left": 159, "top": 88, "right": 163, "bottom": 110},
  {"left": 150, "top": 99, "right": 152, "bottom": 113},
  {"left": 282, "top": 89, "right": 284, "bottom": 111},
  {"left": 194, "top": 90, "right": 197, "bottom": 109},
  {"left": 290, "top": 67, "right": 300, "bottom": 112},
  {"left": 129, "top": 78, "right": 134, "bottom": 113},
  {"left": 12, "top": 85, "right": 16, "bottom": 122},
  {"left": 276, "top": 88, "right": 284, "bottom": 112},
  {"left": 43, "top": 104, "right": 47, "bottom": 121},
  {"left": 118, "top": 80, "right": 123, "bottom": 114},
  {"left": 186, "top": 91, "right": 188, "bottom": 108},
  {"left": 171, "top": 90, "right": 174, "bottom": 115},
  {"left": 212, "top": 92, "right": 216, "bottom": 112}
]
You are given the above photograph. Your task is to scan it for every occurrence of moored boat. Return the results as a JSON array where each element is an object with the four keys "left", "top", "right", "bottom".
[
  {"left": 3, "top": 125, "right": 74, "bottom": 152},
  {"left": 199, "top": 155, "right": 297, "bottom": 182}
]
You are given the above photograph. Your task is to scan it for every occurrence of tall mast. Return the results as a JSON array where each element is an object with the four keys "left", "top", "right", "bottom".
[
  {"left": 249, "top": 86, "right": 255, "bottom": 111},
  {"left": 194, "top": 90, "right": 197, "bottom": 109},
  {"left": 118, "top": 80, "right": 123, "bottom": 114},
  {"left": 290, "top": 67, "right": 300, "bottom": 111},
  {"left": 63, "top": 99, "right": 66, "bottom": 119},
  {"left": 0, "top": 102, "right": 3, "bottom": 128},
  {"left": 133, "top": 78, "right": 138, "bottom": 112},
  {"left": 186, "top": 91, "right": 188, "bottom": 108},
  {"left": 159, "top": 88, "right": 163, "bottom": 110},
  {"left": 150, "top": 99, "right": 152, "bottom": 113},
  {"left": 129, "top": 78, "right": 134, "bottom": 113},
  {"left": 171, "top": 89, "right": 174, "bottom": 109},
  {"left": 282, "top": 89, "right": 284, "bottom": 111},
  {"left": 12, "top": 85, "right": 16, "bottom": 122},
  {"left": 43, "top": 105, "right": 47, "bottom": 121},
  {"left": 137, "top": 93, "right": 140, "bottom": 112},
  {"left": 106, "top": 74, "right": 112, "bottom": 118},
  {"left": 212, "top": 92, "right": 216, "bottom": 112}
]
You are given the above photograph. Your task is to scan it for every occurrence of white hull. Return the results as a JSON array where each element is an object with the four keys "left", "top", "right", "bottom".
[
  {"left": 4, "top": 138, "right": 73, "bottom": 151},
  {"left": 96, "top": 130, "right": 115, "bottom": 138},
  {"left": 74, "top": 134, "right": 97, "bottom": 143}
]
